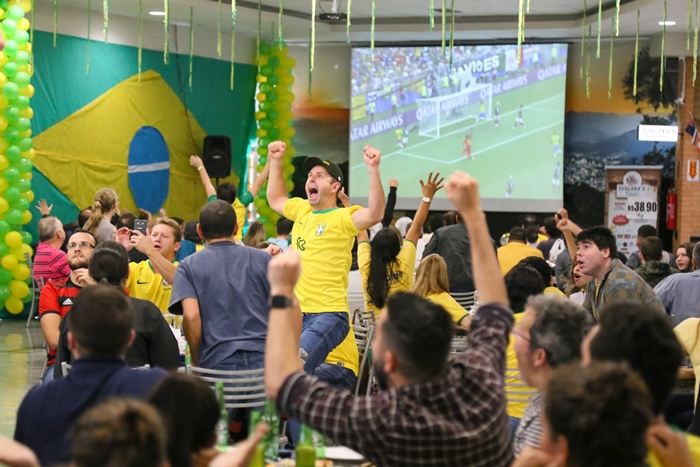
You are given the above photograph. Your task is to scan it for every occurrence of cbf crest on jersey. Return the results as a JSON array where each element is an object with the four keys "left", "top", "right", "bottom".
[{"left": 315, "top": 223, "right": 328, "bottom": 237}]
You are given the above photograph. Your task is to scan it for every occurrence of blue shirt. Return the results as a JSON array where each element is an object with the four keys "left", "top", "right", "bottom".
[
  {"left": 654, "top": 271, "right": 700, "bottom": 326},
  {"left": 175, "top": 239, "right": 198, "bottom": 262},
  {"left": 14, "top": 356, "right": 166, "bottom": 467},
  {"left": 169, "top": 241, "right": 271, "bottom": 368},
  {"left": 267, "top": 237, "right": 289, "bottom": 252}
]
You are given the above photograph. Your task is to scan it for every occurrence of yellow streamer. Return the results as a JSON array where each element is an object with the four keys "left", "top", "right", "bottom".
[
  {"left": 189, "top": 6, "right": 194, "bottom": 92},
  {"left": 689, "top": 0, "right": 693, "bottom": 49},
  {"left": 596, "top": 0, "right": 602, "bottom": 58},
  {"left": 370, "top": 0, "right": 375, "bottom": 60},
  {"left": 661, "top": 0, "right": 666, "bottom": 92},
  {"left": 615, "top": 0, "right": 620, "bottom": 36},
  {"left": 441, "top": 0, "right": 446, "bottom": 55},
  {"left": 138, "top": 0, "right": 143, "bottom": 82},
  {"left": 347, "top": 0, "right": 352, "bottom": 41},
  {"left": 311, "top": 0, "right": 316, "bottom": 70},
  {"left": 103, "top": 0, "right": 108, "bottom": 42},
  {"left": 429, "top": 0, "right": 434, "bottom": 29},
  {"left": 217, "top": 0, "right": 222, "bottom": 57},
  {"left": 231, "top": 0, "right": 237, "bottom": 90},
  {"left": 279, "top": 0, "right": 284, "bottom": 43},
  {"left": 517, "top": 0, "right": 524, "bottom": 63},
  {"left": 449, "top": 0, "right": 455, "bottom": 66},
  {"left": 581, "top": 0, "right": 587, "bottom": 79},
  {"left": 164, "top": 0, "right": 169, "bottom": 65}
]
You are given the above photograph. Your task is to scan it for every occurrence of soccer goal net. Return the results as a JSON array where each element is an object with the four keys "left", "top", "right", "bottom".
[{"left": 416, "top": 83, "right": 493, "bottom": 138}]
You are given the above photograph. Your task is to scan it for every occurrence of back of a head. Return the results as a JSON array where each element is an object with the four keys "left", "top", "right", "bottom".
[
  {"left": 590, "top": 302, "right": 684, "bottom": 414},
  {"left": 243, "top": 221, "right": 266, "bottom": 247},
  {"left": 68, "top": 285, "right": 134, "bottom": 357},
  {"left": 505, "top": 264, "right": 545, "bottom": 312},
  {"left": 443, "top": 211, "right": 458, "bottom": 226},
  {"left": 184, "top": 221, "right": 201, "bottom": 243},
  {"left": 216, "top": 182, "right": 237, "bottom": 204},
  {"left": 637, "top": 224, "right": 657, "bottom": 240},
  {"left": 527, "top": 295, "right": 594, "bottom": 368},
  {"left": 521, "top": 213, "right": 538, "bottom": 228},
  {"left": 693, "top": 242, "right": 700, "bottom": 269},
  {"left": 72, "top": 398, "right": 166, "bottom": 467},
  {"left": 276, "top": 217, "right": 294, "bottom": 236},
  {"left": 88, "top": 241, "right": 130, "bottom": 287},
  {"left": 149, "top": 374, "right": 219, "bottom": 467},
  {"left": 508, "top": 226, "right": 527, "bottom": 242},
  {"left": 78, "top": 208, "right": 92, "bottom": 228},
  {"left": 543, "top": 216, "right": 561, "bottom": 238},
  {"left": 524, "top": 225, "right": 539, "bottom": 244},
  {"left": 575, "top": 226, "right": 618, "bottom": 258},
  {"left": 384, "top": 292, "right": 454, "bottom": 381},
  {"left": 640, "top": 236, "right": 663, "bottom": 262},
  {"left": 428, "top": 213, "right": 444, "bottom": 234},
  {"left": 367, "top": 228, "right": 403, "bottom": 309},
  {"left": 84, "top": 188, "right": 118, "bottom": 235},
  {"left": 199, "top": 200, "right": 237, "bottom": 241},
  {"left": 38, "top": 216, "right": 61, "bottom": 242},
  {"left": 545, "top": 362, "right": 653, "bottom": 467},
  {"left": 117, "top": 213, "right": 136, "bottom": 231},
  {"left": 411, "top": 254, "right": 450, "bottom": 297},
  {"left": 519, "top": 256, "right": 553, "bottom": 288}
]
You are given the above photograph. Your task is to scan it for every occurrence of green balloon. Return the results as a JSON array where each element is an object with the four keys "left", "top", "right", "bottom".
[
  {"left": 22, "top": 293, "right": 32, "bottom": 303},
  {"left": 14, "top": 198, "right": 28, "bottom": 212},
  {"left": 268, "top": 128, "right": 280, "bottom": 139},
  {"left": 5, "top": 208, "right": 21, "bottom": 224},
  {"left": 16, "top": 157, "right": 31, "bottom": 174},
  {"left": 13, "top": 51, "right": 28, "bottom": 67},
  {"left": 259, "top": 118, "right": 273, "bottom": 130},
  {"left": 259, "top": 101, "right": 273, "bottom": 112},
  {"left": 20, "top": 231, "right": 31, "bottom": 244},
  {"left": 2, "top": 62, "right": 17, "bottom": 80},
  {"left": 267, "top": 109, "right": 279, "bottom": 120},
  {"left": 6, "top": 6, "right": 24, "bottom": 21},
  {"left": 267, "top": 74, "right": 279, "bottom": 85},
  {"left": 0, "top": 285, "right": 10, "bottom": 301},
  {"left": 3, "top": 168, "right": 19, "bottom": 183},
  {"left": 268, "top": 56, "right": 281, "bottom": 68},
  {"left": 1, "top": 19, "right": 17, "bottom": 36},
  {"left": 0, "top": 244, "right": 8, "bottom": 259},
  {"left": 14, "top": 118, "right": 30, "bottom": 132},
  {"left": 4, "top": 187, "right": 19, "bottom": 202},
  {"left": 259, "top": 42, "right": 272, "bottom": 55},
  {"left": 5, "top": 146, "right": 20, "bottom": 162},
  {"left": 0, "top": 222, "right": 10, "bottom": 238},
  {"left": 10, "top": 225, "right": 21, "bottom": 232},
  {"left": 3, "top": 127, "right": 19, "bottom": 144},
  {"left": 2, "top": 82, "right": 19, "bottom": 100},
  {"left": 12, "top": 95, "right": 29, "bottom": 110},
  {"left": 3, "top": 40, "right": 17, "bottom": 57},
  {"left": 17, "top": 137, "right": 31, "bottom": 151},
  {"left": 13, "top": 30, "right": 28, "bottom": 46},
  {"left": 12, "top": 179, "right": 29, "bottom": 192},
  {"left": 259, "top": 156, "right": 267, "bottom": 165},
  {"left": 260, "top": 65, "right": 273, "bottom": 77},
  {"left": 3, "top": 106, "right": 18, "bottom": 122},
  {"left": 260, "top": 83, "right": 273, "bottom": 93},
  {"left": 13, "top": 72, "right": 30, "bottom": 89},
  {"left": 0, "top": 269, "right": 12, "bottom": 286},
  {"left": 267, "top": 91, "right": 278, "bottom": 102},
  {"left": 259, "top": 137, "right": 271, "bottom": 148}
]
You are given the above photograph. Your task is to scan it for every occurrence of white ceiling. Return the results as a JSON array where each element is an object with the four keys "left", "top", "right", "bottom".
[{"left": 36, "top": 0, "right": 687, "bottom": 42}]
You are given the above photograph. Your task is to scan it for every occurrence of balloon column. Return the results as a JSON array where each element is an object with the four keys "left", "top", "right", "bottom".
[
  {"left": 0, "top": 0, "right": 35, "bottom": 314},
  {"left": 253, "top": 40, "right": 297, "bottom": 238}
]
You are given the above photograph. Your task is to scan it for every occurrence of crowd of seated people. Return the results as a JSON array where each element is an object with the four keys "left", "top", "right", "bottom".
[{"left": 4, "top": 141, "right": 700, "bottom": 467}]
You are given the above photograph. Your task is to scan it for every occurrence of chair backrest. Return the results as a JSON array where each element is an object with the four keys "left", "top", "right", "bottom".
[
  {"left": 62, "top": 362, "right": 150, "bottom": 376},
  {"left": 450, "top": 291, "right": 477, "bottom": 310},
  {"left": 505, "top": 367, "right": 537, "bottom": 404},
  {"left": 348, "top": 292, "right": 365, "bottom": 314},
  {"left": 449, "top": 337, "right": 468, "bottom": 354},
  {"left": 187, "top": 365, "right": 265, "bottom": 410},
  {"left": 354, "top": 324, "right": 372, "bottom": 359}
]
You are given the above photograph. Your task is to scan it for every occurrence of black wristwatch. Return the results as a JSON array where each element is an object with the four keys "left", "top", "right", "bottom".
[{"left": 268, "top": 295, "right": 294, "bottom": 309}]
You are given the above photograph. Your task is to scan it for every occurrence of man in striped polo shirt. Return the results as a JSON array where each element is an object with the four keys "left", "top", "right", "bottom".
[{"left": 33, "top": 217, "right": 70, "bottom": 284}]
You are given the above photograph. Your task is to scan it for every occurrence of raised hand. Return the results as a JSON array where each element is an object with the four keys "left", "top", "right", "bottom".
[
  {"left": 363, "top": 145, "right": 381, "bottom": 168},
  {"left": 35, "top": 199, "right": 52, "bottom": 216},
  {"left": 338, "top": 187, "right": 350, "bottom": 208},
  {"left": 138, "top": 208, "right": 152, "bottom": 222},
  {"left": 445, "top": 171, "right": 481, "bottom": 214},
  {"left": 420, "top": 172, "right": 445, "bottom": 199},
  {"left": 268, "top": 141, "right": 286, "bottom": 161},
  {"left": 130, "top": 229, "right": 155, "bottom": 255},
  {"left": 116, "top": 227, "right": 133, "bottom": 250},
  {"left": 190, "top": 155, "right": 204, "bottom": 169},
  {"left": 389, "top": 178, "right": 399, "bottom": 188},
  {"left": 646, "top": 422, "right": 695, "bottom": 467}
]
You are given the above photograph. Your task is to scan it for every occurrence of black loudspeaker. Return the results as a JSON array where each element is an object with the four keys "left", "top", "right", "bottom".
[{"left": 203, "top": 135, "right": 232, "bottom": 179}]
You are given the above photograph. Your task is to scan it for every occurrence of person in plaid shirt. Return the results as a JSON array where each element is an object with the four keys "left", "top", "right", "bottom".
[{"left": 265, "top": 172, "right": 514, "bottom": 467}]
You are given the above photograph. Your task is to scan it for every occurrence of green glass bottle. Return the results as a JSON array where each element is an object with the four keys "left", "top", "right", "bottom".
[
  {"left": 262, "top": 399, "right": 279, "bottom": 460},
  {"left": 215, "top": 382, "right": 228, "bottom": 451},
  {"left": 249, "top": 412, "right": 265, "bottom": 467},
  {"left": 311, "top": 428, "right": 326, "bottom": 459},
  {"left": 295, "top": 424, "right": 316, "bottom": 467},
  {"left": 184, "top": 342, "right": 191, "bottom": 366}
]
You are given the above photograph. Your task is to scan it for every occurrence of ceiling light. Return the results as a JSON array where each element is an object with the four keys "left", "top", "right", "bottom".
[
  {"left": 149, "top": 11, "right": 166, "bottom": 16},
  {"left": 659, "top": 21, "right": 676, "bottom": 25}
]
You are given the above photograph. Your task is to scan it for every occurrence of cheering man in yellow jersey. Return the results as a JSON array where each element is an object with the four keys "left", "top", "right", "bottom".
[
  {"left": 266, "top": 140, "right": 385, "bottom": 374},
  {"left": 116, "top": 217, "right": 180, "bottom": 312}
]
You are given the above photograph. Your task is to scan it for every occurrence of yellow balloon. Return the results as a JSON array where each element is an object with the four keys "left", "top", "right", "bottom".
[
  {"left": 9, "top": 280, "right": 29, "bottom": 299},
  {"left": 0, "top": 140, "right": 8, "bottom": 154},
  {"left": 0, "top": 95, "right": 9, "bottom": 108},
  {"left": 11, "top": 263, "right": 29, "bottom": 281},
  {"left": 9, "top": 0, "right": 32, "bottom": 13},
  {"left": 18, "top": 18, "right": 29, "bottom": 31},
  {"left": 19, "top": 189, "right": 33, "bottom": 202},
  {"left": 0, "top": 9, "right": 5, "bottom": 20},
  {"left": 19, "top": 84, "right": 33, "bottom": 98},
  {"left": 19, "top": 129, "right": 31, "bottom": 138},
  {"left": 22, "top": 148, "right": 34, "bottom": 160},
  {"left": 0, "top": 178, "right": 8, "bottom": 193},
  {"left": 5, "top": 231, "right": 22, "bottom": 248},
  {"left": 257, "top": 93, "right": 267, "bottom": 102},
  {"left": 21, "top": 243, "right": 32, "bottom": 258},
  {"left": 0, "top": 198, "right": 9, "bottom": 214},
  {"left": 20, "top": 172, "right": 31, "bottom": 181},
  {"left": 5, "top": 296, "right": 23, "bottom": 314},
  {"left": 19, "top": 42, "right": 30, "bottom": 54},
  {"left": 0, "top": 116, "right": 8, "bottom": 132},
  {"left": 1, "top": 254, "right": 18, "bottom": 270},
  {"left": 0, "top": 71, "right": 7, "bottom": 87},
  {"left": 19, "top": 107, "right": 32, "bottom": 119},
  {"left": 10, "top": 246, "right": 23, "bottom": 260},
  {"left": 256, "top": 75, "right": 267, "bottom": 83},
  {"left": 20, "top": 209, "right": 30, "bottom": 225},
  {"left": 0, "top": 155, "right": 9, "bottom": 171}
]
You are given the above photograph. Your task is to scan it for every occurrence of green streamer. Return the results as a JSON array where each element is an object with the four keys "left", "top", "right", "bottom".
[
  {"left": 615, "top": 0, "right": 620, "bottom": 36},
  {"left": 634, "top": 9, "right": 639, "bottom": 99},
  {"left": 256, "top": 0, "right": 260, "bottom": 68},
  {"left": 661, "top": 0, "right": 666, "bottom": 92},
  {"left": 86, "top": 0, "right": 91, "bottom": 75},
  {"left": 608, "top": 17, "right": 614, "bottom": 99},
  {"left": 231, "top": 0, "right": 237, "bottom": 90},
  {"left": 311, "top": 0, "right": 316, "bottom": 70},
  {"left": 370, "top": 0, "right": 375, "bottom": 60},
  {"left": 580, "top": 0, "right": 587, "bottom": 79},
  {"left": 526, "top": 0, "right": 530, "bottom": 14},
  {"left": 346, "top": 0, "right": 352, "bottom": 41},
  {"left": 279, "top": 0, "right": 284, "bottom": 44},
  {"left": 429, "top": 0, "right": 434, "bottom": 29},
  {"left": 694, "top": 0, "right": 698, "bottom": 83},
  {"left": 217, "top": 0, "right": 222, "bottom": 57},
  {"left": 189, "top": 6, "right": 194, "bottom": 92},
  {"left": 308, "top": 27, "right": 313, "bottom": 101},
  {"left": 689, "top": 0, "right": 693, "bottom": 49},
  {"left": 449, "top": 0, "right": 455, "bottom": 66},
  {"left": 53, "top": 0, "right": 57, "bottom": 47},
  {"left": 596, "top": 0, "right": 601, "bottom": 58},
  {"left": 517, "top": 0, "right": 524, "bottom": 63},
  {"left": 138, "top": 0, "right": 143, "bottom": 82},
  {"left": 103, "top": 0, "right": 108, "bottom": 42},
  {"left": 441, "top": 0, "right": 446, "bottom": 55},
  {"left": 30, "top": 0, "right": 35, "bottom": 69},
  {"left": 586, "top": 25, "right": 592, "bottom": 99},
  {"left": 164, "top": 0, "right": 169, "bottom": 64}
]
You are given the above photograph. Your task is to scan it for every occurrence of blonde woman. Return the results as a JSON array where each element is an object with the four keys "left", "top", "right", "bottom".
[
  {"left": 411, "top": 254, "right": 471, "bottom": 330},
  {"left": 243, "top": 221, "right": 266, "bottom": 247},
  {"left": 83, "top": 188, "right": 119, "bottom": 243}
]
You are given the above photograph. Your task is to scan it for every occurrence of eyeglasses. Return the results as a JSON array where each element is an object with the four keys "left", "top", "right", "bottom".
[
  {"left": 512, "top": 327, "right": 550, "bottom": 356},
  {"left": 67, "top": 242, "right": 95, "bottom": 250}
]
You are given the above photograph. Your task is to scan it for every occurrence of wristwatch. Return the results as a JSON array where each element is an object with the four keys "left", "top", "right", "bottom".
[
  {"left": 268, "top": 295, "right": 294, "bottom": 309},
  {"left": 422, "top": 196, "right": 432, "bottom": 203}
]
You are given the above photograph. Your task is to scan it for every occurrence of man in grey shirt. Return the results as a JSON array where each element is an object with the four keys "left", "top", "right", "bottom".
[
  {"left": 422, "top": 215, "right": 477, "bottom": 292},
  {"left": 169, "top": 200, "right": 271, "bottom": 371},
  {"left": 626, "top": 224, "right": 676, "bottom": 270},
  {"left": 654, "top": 242, "right": 700, "bottom": 327}
]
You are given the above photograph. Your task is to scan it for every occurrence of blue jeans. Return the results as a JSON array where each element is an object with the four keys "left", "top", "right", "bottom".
[
  {"left": 509, "top": 416, "right": 521, "bottom": 436},
  {"left": 299, "top": 312, "right": 350, "bottom": 374},
  {"left": 42, "top": 363, "right": 55, "bottom": 385},
  {"left": 212, "top": 350, "right": 265, "bottom": 418}
]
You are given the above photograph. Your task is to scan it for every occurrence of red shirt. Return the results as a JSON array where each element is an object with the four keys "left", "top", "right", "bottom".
[
  {"left": 39, "top": 277, "right": 81, "bottom": 365},
  {"left": 33, "top": 243, "right": 70, "bottom": 284}
]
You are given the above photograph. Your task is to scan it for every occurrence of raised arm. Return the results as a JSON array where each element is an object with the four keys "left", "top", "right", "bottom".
[
  {"left": 351, "top": 145, "right": 385, "bottom": 230},
  {"left": 445, "top": 172, "right": 508, "bottom": 306},
  {"left": 130, "top": 231, "right": 176, "bottom": 285},
  {"left": 381, "top": 179, "right": 399, "bottom": 227},
  {"left": 266, "top": 141, "right": 290, "bottom": 215},
  {"left": 405, "top": 172, "right": 443, "bottom": 245},
  {"left": 190, "top": 155, "right": 217, "bottom": 199},
  {"left": 556, "top": 209, "right": 582, "bottom": 262},
  {"left": 249, "top": 160, "right": 271, "bottom": 198}
]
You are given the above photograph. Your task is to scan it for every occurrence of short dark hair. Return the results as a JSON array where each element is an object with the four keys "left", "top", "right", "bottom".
[
  {"left": 199, "top": 200, "right": 237, "bottom": 241},
  {"left": 527, "top": 295, "right": 594, "bottom": 367},
  {"left": 88, "top": 241, "right": 130, "bottom": 287},
  {"left": 68, "top": 285, "right": 134, "bottom": 357},
  {"left": 576, "top": 226, "right": 618, "bottom": 258},
  {"left": 543, "top": 216, "right": 561, "bottom": 238},
  {"left": 590, "top": 302, "right": 684, "bottom": 415},
  {"left": 505, "top": 264, "right": 545, "bottom": 312},
  {"left": 78, "top": 208, "right": 92, "bottom": 228},
  {"left": 509, "top": 226, "right": 527, "bottom": 242},
  {"left": 69, "top": 228, "right": 98, "bottom": 246},
  {"left": 545, "top": 362, "right": 653, "bottom": 467},
  {"left": 383, "top": 292, "right": 454, "bottom": 381},
  {"left": 443, "top": 211, "right": 458, "bottom": 226},
  {"left": 520, "top": 213, "right": 538, "bottom": 228},
  {"left": 216, "top": 182, "right": 238, "bottom": 204},
  {"left": 428, "top": 213, "right": 444, "bottom": 234},
  {"left": 149, "top": 374, "right": 219, "bottom": 467},
  {"left": 519, "top": 256, "right": 553, "bottom": 287},
  {"left": 116, "top": 213, "right": 136, "bottom": 230},
  {"left": 640, "top": 236, "right": 663, "bottom": 262},
  {"left": 171, "top": 217, "right": 184, "bottom": 227},
  {"left": 637, "top": 224, "right": 657, "bottom": 239},
  {"left": 276, "top": 217, "right": 294, "bottom": 236}
]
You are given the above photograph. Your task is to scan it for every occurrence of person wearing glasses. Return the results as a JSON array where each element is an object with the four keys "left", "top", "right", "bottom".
[{"left": 38, "top": 230, "right": 97, "bottom": 384}]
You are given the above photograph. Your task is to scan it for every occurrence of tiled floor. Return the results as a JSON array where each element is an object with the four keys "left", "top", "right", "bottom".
[{"left": 0, "top": 319, "right": 45, "bottom": 438}]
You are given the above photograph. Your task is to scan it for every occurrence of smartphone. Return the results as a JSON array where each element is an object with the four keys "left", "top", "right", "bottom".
[{"left": 134, "top": 219, "right": 148, "bottom": 236}]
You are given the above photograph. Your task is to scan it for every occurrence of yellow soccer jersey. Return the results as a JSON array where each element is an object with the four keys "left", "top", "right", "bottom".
[
  {"left": 647, "top": 433, "right": 700, "bottom": 467},
  {"left": 506, "top": 313, "right": 537, "bottom": 418},
  {"left": 551, "top": 134, "right": 560, "bottom": 145},
  {"left": 396, "top": 129, "right": 404, "bottom": 141},
  {"left": 284, "top": 198, "right": 361, "bottom": 313},
  {"left": 324, "top": 326, "right": 360, "bottom": 376},
  {"left": 425, "top": 291, "right": 469, "bottom": 325},
  {"left": 125, "top": 260, "right": 178, "bottom": 312},
  {"left": 358, "top": 240, "right": 416, "bottom": 315}
]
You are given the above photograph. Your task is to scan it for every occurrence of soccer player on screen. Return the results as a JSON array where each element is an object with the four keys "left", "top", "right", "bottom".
[
  {"left": 552, "top": 161, "right": 562, "bottom": 192},
  {"left": 552, "top": 131, "right": 562, "bottom": 156},
  {"left": 506, "top": 176, "right": 515, "bottom": 198},
  {"left": 513, "top": 105, "right": 525, "bottom": 129},
  {"left": 462, "top": 130, "right": 473, "bottom": 160},
  {"left": 396, "top": 128, "right": 404, "bottom": 148},
  {"left": 494, "top": 102, "right": 501, "bottom": 127},
  {"left": 477, "top": 101, "right": 487, "bottom": 122}
]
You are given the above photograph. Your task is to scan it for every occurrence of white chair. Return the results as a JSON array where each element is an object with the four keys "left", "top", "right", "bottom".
[
  {"left": 62, "top": 362, "right": 150, "bottom": 376},
  {"left": 449, "top": 337, "right": 468, "bottom": 354},
  {"left": 26, "top": 276, "right": 45, "bottom": 327},
  {"left": 450, "top": 291, "right": 477, "bottom": 310}
]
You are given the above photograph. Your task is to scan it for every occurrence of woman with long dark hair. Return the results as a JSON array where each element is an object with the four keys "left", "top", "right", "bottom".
[{"left": 357, "top": 173, "right": 443, "bottom": 315}]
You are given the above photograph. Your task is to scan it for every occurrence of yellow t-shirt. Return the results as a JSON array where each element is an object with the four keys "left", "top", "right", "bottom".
[
  {"left": 506, "top": 313, "right": 537, "bottom": 419},
  {"left": 284, "top": 198, "right": 361, "bottom": 313},
  {"left": 544, "top": 286, "right": 566, "bottom": 298},
  {"left": 207, "top": 194, "right": 246, "bottom": 240},
  {"left": 358, "top": 240, "right": 416, "bottom": 316},
  {"left": 324, "top": 326, "right": 360, "bottom": 376},
  {"left": 647, "top": 433, "right": 700, "bottom": 467},
  {"left": 497, "top": 242, "right": 545, "bottom": 275},
  {"left": 425, "top": 292, "right": 469, "bottom": 325},
  {"left": 125, "top": 260, "right": 178, "bottom": 312},
  {"left": 675, "top": 318, "right": 700, "bottom": 407}
]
